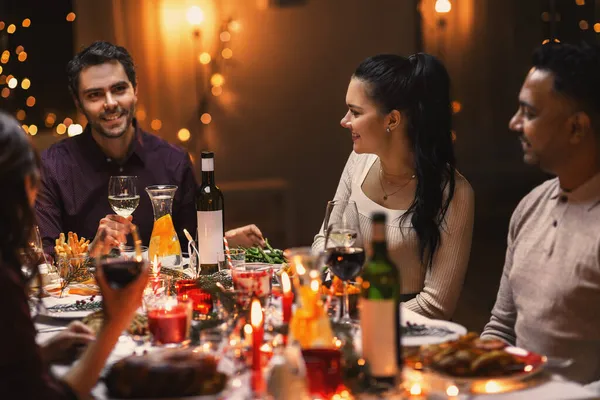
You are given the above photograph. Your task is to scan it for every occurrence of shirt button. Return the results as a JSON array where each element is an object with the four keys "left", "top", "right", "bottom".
[
  {"left": 553, "top": 220, "right": 558, "bottom": 227},
  {"left": 119, "top": 167, "right": 124, "bottom": 172},
  {"left": 106, "top": 158, "right": 112, "bottom": 163}
]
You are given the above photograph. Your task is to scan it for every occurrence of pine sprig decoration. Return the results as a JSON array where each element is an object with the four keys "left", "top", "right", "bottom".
[{"left": 57, "top": 256, "right": 93, "bottom": 297}]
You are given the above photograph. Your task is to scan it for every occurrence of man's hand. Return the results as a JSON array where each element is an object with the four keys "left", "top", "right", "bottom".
[
  {"left": 89, "top": 215, "right": 132, "bottom": 256},
  {"left": 225, "top": 224, "right": 265, "bottom": 248},
  {"left": 40, "top": 321, "right": 96, "bottom": 365}
]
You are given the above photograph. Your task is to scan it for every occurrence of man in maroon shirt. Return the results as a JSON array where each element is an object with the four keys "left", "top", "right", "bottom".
[{"left": 36, "top": 41, "right": 264, "bottom": 255}]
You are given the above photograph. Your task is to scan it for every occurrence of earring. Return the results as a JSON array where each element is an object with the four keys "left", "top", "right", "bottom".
[{"left": 386, "top": 127, "right": 391, "bottom": 133}]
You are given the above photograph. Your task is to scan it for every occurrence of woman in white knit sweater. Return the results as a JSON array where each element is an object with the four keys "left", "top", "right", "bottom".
[{"left": 313, "top": 54, "right": 474, "bottom": 320}]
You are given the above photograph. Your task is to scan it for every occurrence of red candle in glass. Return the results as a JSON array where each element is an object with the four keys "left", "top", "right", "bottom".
[
  {"left": 176, "top": 279, "right": 212, "bottom": 314},
  {"left": 250, "top": 298, "right": 264, "bottom": 372},
  {"left": 301, "top": 348, "right": 343, "bottom": 397},
  {"left": 281, "top": 271, "right": 293, "bottom": 323},
  {"left": 147, "top": 303, "right": 189, "bottom": 344}
]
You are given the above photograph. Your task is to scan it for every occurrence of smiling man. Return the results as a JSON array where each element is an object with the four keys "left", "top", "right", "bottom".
[
  {"left": 482, "top": 43, "right": 600, "bottom": 386},
  {"left": 36, "top": 41, "right": 264, "bottom": 255}
]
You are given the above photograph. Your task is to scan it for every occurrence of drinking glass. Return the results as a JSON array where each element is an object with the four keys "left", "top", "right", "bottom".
[
  {"left": 143, "top": 275, "right": 172, "bottom": 309},
  {"left": 322, "top": 200, "right": 364, "bottom": 325},
  {"left": 228, "top": 249, "right": 246, "bottom": 267},
  {"left": 97, "top": 225, "right": 144, "bottom": 289},
  {"left": 108, "top": 176, "right": 140, "bottom": 217},
  {"left": 231, "top": 263, "right": 273, "bottom": 307}
]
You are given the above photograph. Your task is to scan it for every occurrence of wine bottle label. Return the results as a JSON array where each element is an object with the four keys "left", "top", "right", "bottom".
[
  {"left": 197, "top": 210, "right": 224, "bottom": 264},
  {"left": 360, "top": 299, "right": 398, "bottom": 377},
  {"left": 202, "top": 158, "right": 214, "bottom": 172}
]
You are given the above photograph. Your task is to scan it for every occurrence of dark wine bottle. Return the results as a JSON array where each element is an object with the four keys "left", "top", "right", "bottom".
[
  {"left": 195, "top": 151, "right": 225, "bottom": 275},
  {"left": 359, "top": 212, "right": 402, "bottom": 386}
]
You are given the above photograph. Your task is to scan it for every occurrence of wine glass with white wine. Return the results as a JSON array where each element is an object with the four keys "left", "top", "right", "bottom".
[{"left": 108, "top": 176, "right": 140, "bottom": 218}]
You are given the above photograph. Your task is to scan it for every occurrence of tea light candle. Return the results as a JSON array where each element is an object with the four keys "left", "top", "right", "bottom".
[
  {"left": 281, "top": 271, "right": 293, "bottom": 323},
  {"left": 250, "top": 298, "right": 264, "bottom": 372}
]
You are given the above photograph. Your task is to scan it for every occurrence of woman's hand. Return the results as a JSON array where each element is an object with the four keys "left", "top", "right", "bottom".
[
  {"left": 95, "top": 260, "right": 149, "bottom": 332},
  {"left": 40, "top": 321, "right": 96, "bottom": 365},
  {"left": 225, "top": 224, "right": 265, "bottom": 248}
]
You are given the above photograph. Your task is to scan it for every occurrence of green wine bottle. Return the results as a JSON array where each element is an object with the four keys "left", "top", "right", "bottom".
[{"left": 359, "top": 212, "right": 402, "bottom": 386}]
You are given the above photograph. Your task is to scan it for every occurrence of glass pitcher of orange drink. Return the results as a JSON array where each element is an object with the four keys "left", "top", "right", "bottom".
[{"left": 145, "top": 185, "right": 182, "bottom": 271}]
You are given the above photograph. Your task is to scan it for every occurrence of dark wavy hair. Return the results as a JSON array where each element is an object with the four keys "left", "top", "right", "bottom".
[
  {"left": 0, "top": 111, "right": 41, "bottom": 277},
  {"left": 533, "top": 42, "right": 600, "bottom": 132},
  {"left": 353, "top": 53, "right": 456, "bottom": 267},
  {"left": 67, "top": 40, "right": 137, "bottom": 102}
]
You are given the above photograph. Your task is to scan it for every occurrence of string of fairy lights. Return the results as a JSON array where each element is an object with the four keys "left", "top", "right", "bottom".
[
  {"left": 171, "top": 6, "right": 241, "bottom": 144},
  {"left": 6, "top": 1, "right": 595, "bottom": 143},
  {"left": 0, "top": 6, "right": 239, "bottom": 144},
  {"left": 0, "top": 11, "right": 83, "bottom": 137}
]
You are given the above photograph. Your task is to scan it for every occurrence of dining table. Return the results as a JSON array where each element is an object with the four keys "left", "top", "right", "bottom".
[{"left": 34, "top": 300, "right": 600, "bottom": 400}]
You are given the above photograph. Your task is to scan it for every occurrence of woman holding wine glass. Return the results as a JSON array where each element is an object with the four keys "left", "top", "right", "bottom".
[
  {"left": 313, "top": 53, "right": 474, "bottom": 320},
  {"left": 0, "top": 111, "right": 149, "bottom": 398}
]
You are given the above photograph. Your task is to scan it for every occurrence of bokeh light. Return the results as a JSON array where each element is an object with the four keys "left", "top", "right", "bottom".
[
  {"left": 177, "top": 128, "right": 191, "bottom": 142},
  {"left": 200, "top": 113, "right": 212, "bottom": 124}
]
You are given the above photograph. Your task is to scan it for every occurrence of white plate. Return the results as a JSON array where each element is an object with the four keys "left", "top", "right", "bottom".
[
  {"left": 39, "top": 295, "right": 102, "bottom": 319},
  {"left": 402, "top": 319, "right": 467, "bottom": 347}
]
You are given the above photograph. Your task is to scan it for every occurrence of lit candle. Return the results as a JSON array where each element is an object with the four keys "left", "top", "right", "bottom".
[
  {"left": 250, "top": 298, "right": 264, "bottom": 372},
  {"left": 281, "top": 271, "right": 293, "bottom": 323}
]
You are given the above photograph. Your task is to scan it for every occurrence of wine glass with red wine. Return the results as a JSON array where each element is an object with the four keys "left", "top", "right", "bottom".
[
  {"left": 323, "top": 200, "right": 364, "bottom": 325},
  {"left": 97, "top": 225, "right": 145, "bottom": 289}
]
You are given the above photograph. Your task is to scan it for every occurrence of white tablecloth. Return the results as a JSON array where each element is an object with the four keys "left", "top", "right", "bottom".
[{"left": 35, "top": 307, "right": 599, "bottom": 400}]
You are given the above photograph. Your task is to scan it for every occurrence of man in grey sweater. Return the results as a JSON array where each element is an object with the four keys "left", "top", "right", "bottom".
[{"left": 482, "top": 42, "right": 600, "bottom": 385}]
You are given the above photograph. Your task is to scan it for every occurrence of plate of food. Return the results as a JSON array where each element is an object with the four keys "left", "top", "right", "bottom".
[
  {"left": 406, "top": 333, "right": 547, "bottom": 382},
  {"left": 39, "top": 295, "right": 102, "bottom": 319},
  {"left": 402, "top": 318, "right": 467, "bottom": 347},
  {"left": 104, "top": 349, "right": 228, "bottom": 399}
]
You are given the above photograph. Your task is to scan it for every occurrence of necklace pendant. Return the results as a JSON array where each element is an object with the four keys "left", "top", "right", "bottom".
[{"left": 383, "top": 195, "right": 388, "bottom": 201}]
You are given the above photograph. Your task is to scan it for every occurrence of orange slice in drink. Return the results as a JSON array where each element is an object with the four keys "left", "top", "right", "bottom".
[{"left": 148, "top": 214, "right": 181, "bottom": 261}]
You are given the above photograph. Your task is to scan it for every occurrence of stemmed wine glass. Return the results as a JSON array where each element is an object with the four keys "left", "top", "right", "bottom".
[
  {"left": 322, "top": 200, "right": 364, "bottom": 325},
  {"left": 108, "top": 176, "right": 140, "bottom": 218}
]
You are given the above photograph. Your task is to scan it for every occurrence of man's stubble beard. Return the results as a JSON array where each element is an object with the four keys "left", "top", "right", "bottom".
[{"left": 84, "top": 103, "right": 136, "bottom": 140}]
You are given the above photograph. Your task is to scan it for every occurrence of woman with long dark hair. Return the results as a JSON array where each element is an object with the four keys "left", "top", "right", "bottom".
[
  {"left": 0, "top": 111, "right": 148, "bottom": 398},
  {"left": 313, "top": 54, "right": 474, "bottom": 320}
]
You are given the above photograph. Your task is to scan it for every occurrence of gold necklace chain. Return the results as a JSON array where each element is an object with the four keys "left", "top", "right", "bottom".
[{"left": 378, "top": 166, "right": 415, "bottom": 201}]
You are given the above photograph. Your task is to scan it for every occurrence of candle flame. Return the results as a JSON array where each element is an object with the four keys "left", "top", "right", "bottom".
[
  {"left": 446, "top": 385, "right": 459, "bottom": 396},
  {"left": 410, "top": 383, "right": 422, "bottom": 396},
  {"left": 260, "top": 343, "right": 272, "bottom": 352},
  {"left": 310, "top": 279, "right": 319, "bottom": 292},
  {"left": 281, "top": 271, "right": 291, "bottom": 293},
  {"left": 484, "top": 380, "right": 502, "bottom": 393},
  {"left": 295, "top": 260, "right": 306, "bottom": 276},
  {"left": 250, "top": 298, "right": 263, "bottom": 327},
  {"left": 410, "top": 383, "right": 422, "bottom": 395}
]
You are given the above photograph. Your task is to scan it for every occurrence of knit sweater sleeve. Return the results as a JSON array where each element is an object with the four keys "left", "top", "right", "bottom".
[
  {"left": 480, "top": 196, "right": 528, "bottom": 344},
  {"left": 312, "top": 152, "right": 358, "bottom": 253},
  {"left": 403, "top": 175, "right": 475, "bottom": 320}
]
